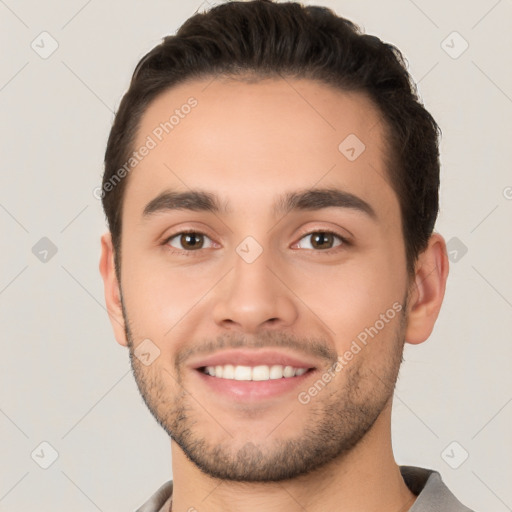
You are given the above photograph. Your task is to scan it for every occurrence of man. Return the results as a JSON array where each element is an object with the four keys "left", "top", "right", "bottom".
[{"left": 99, "top": 1, "right": 475, "bottom": 510}]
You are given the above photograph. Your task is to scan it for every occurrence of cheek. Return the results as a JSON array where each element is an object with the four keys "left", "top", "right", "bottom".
[
  {"left": 120, "top": 248, "right": 220, "bottom": 340},
  {"left": 291, "top": 245, "right": 406, "bottom": 349}
]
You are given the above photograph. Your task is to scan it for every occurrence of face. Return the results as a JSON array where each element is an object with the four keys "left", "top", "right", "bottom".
[{"left": 113, "top": 77, "right": 413, "bottom": 481}]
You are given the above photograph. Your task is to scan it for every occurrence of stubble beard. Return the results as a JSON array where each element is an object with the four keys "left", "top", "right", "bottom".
[{"left": 123, "top": 300, "right": 407, "bottom": 482}]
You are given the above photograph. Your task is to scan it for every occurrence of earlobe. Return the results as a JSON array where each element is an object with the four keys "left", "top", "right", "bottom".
[
  {"left": 99, "top": 232, "right": 128, "bottom": 347},
  {"left": 404, "top": 233, "right": 449, "bottom": 345}
]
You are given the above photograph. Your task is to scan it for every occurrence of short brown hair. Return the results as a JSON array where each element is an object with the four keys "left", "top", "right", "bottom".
[{"left": 102, "top": 0, "right": 441, "bottom": 277}]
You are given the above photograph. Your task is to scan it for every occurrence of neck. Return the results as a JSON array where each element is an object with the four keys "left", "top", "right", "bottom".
[{"left": 169, "top": 405, "right": 416, "bottom": 512}]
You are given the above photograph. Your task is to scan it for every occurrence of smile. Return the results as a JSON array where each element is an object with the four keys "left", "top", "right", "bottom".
[{"left": 200, "top": 364, "right": 310, "bottom": 381}]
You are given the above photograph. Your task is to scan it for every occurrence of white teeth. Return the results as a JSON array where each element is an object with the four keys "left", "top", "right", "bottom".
[
  {"left": 203, "top": 364, "right": 309, "bottom": 381},
  {"left": 223, "top": 364, "right": 235, "bottom": 379},
  {"left": 269, "top": 365, "right": 284, "bottom": 379},
  {"left": 234, "top": 365, "right": 252, "bottom": 381},
  {"left": 252, "top": 365, "right": 270, "bottom": 381},
  {"left": 283, "top": 365, "right": 295, "bottom": 378}
]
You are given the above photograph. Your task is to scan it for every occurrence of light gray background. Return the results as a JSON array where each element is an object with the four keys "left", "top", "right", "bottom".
[{"left": 1, "top": 0, "right": 511, "bottom": 510}]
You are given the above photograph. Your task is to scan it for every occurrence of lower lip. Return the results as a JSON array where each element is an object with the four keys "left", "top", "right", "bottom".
[{"left": 193, "top": 368, "right": 316, "bottom": 401}]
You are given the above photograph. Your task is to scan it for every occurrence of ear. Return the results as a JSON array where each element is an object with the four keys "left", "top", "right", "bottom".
[
  {"left": 405, "top": 232, "right": 449, "bottom": 345},
  {"left": 99, "top": 232, "right": 128, "bottom": 347}
]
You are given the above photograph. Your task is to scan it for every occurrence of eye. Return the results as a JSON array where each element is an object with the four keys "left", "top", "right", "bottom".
[
  {"left": 165, "top": 230, "right": 215, "bottom": 252},
  {"left": 294, "top": 230, "right": 348, "bottom": 251}
]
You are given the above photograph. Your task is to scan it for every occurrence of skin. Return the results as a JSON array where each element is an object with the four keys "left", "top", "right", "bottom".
[{"left": 100, "top": 77, "right": 449, "bottom": 512}]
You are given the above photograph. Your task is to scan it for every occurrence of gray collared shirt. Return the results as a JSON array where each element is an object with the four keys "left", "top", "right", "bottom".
[{"left": 135, "top": 466, "right": 475, "bottom": 512}]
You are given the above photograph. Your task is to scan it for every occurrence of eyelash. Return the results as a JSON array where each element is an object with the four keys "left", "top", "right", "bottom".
[{"left": 162, "top": 228, "right": 350, "bottom": 256}]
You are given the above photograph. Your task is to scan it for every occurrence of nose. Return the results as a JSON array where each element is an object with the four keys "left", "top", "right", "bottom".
[{"left": 211, "top": 246, "right": 298, "bottom": 334}]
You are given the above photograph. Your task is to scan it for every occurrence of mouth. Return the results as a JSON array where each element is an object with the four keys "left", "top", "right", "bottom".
[
  {"left": 189, "top": 348, "right": 322, "bottom": 404},
  {"left": 198, "top": 364, "right": 312, "bottom": 381},
  {"left": 189, "top": 349, "right": 320, "bottom": 401},
  {"left": 194, "top": 365, "right": 316, "bottom": 402}
]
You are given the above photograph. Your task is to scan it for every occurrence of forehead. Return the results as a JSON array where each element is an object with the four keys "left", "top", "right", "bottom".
[{"left": 124, "top": 77, "right": 397, "bottom": 220}]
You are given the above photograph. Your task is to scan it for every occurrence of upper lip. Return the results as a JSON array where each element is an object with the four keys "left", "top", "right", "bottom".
[{"left": 189, "top": 349, "right": 320, "bottom": 370}]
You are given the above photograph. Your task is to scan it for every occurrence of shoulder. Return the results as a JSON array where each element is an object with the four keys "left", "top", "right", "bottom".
[
  {"left": 134, "top": 480, "right": 173, "bottom": 512},
  {"left": 400, "top": 466, "right": 476, "bottom": 512}
]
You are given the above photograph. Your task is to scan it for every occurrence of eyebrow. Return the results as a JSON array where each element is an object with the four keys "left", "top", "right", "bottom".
[{"left": 142, "top": 187, "right": 377, "bottom": 220}]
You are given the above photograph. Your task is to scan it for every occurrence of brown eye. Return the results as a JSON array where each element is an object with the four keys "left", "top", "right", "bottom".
[
  {"left": 166, "top": 231, "right": 213, "bottom": 251},
  {"left": 311, "top": 232, "right": 335, "bottom": 249},
  {"left": 296, "top": 231, "right": 345, "bottom": 251},
  {"left": 180, "top": 233, "right": 204, "bottom": 250}
]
